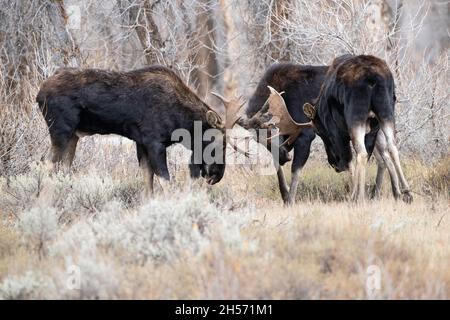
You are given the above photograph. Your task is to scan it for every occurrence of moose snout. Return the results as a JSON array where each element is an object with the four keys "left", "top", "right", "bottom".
[{"left": 206, "top": 175, "right": 221, "bottom": 185}]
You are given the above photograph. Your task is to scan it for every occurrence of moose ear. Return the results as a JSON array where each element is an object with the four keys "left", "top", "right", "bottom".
[
  {"left": 206, "top": 110, "right": 224, "bottom": 129},
  {"left": 303, "top": 103, "right": 316, "bottom": 120}
]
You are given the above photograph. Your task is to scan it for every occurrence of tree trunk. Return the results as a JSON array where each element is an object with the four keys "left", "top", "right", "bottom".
[
  {"left": 129, "top": 0, "right": 164, "bottom": 65},
  {"left": 46, "top": 1, "right": 80, "bottom": 66},
  {"left": 268, "top": 0, "right": 292, "bottom": 62},
  {"left": 190, "top": 0, "right": 218, "bottom": 98},
  {"left": 218, "top": 0, "right": 239, "bottom": 99}
]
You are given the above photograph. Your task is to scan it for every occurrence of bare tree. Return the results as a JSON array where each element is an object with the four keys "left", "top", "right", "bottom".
[
  {"left": 128, "top": 0, "right": 164, "bottom": 64},
  {"left": 188, "top": 0, "right": 219, "bottom": 97},
  {"left": 0, "top": 0, "right": 81, "bottom": 175}
]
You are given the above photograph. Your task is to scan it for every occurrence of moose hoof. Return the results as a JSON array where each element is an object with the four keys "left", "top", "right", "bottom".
[{"left": 402, "top": 190, "right": 413, "bottom": 204}]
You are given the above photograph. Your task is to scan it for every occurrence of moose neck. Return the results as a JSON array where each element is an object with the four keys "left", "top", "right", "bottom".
[
  {"left": 169, "top": 103, "right": 224, "bottom": 153},
  {"left": 316, "top": 97, "right": 353, "bottom": 167}
]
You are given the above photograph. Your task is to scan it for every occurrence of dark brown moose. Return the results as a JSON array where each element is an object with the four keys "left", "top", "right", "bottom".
[{"left": 37, "top": 66, "right": 244, "bottom": 194}]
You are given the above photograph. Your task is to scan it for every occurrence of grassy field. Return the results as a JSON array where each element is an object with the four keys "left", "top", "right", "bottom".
[{"left": 0, "top": 140, "right": 449, "bottom": 299}]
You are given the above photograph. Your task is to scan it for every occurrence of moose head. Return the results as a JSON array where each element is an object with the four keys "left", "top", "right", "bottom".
[{"left": 212, "top": 86, "right": 313, "bottom": 165}]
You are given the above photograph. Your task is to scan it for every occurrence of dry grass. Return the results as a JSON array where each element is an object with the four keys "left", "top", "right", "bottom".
[
  {"left": 160, "top": 199, "right": 450, "bottom": 299},
  {"left": 0, "top": 147, "right": 448, "bottom": 299}
]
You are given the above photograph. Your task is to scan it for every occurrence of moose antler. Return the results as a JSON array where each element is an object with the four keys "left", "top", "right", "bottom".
[
  {"left": 264, "top": 86, "right": 312, "bottom": 146},
  {"left": 210, "top": 92, "right": 245, "bottom": 130},
  {"left": 211, "top": 92, "right": 251, "bottom": 157}
]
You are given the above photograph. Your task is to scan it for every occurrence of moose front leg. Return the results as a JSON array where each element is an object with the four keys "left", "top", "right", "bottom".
[
  {"left": 186, "top": 155, "right": 203, "bottom": 189},
  {"left": 137, "top": 143, "right": 154, "bottom": 196},
  {"left": 276, "top": 166, "right": 290, "bottom": 204},
  {"left": 144, "top": 142, "right": 170, "bottom": 181},
  {"left": 188, "top": 150, "right": 203, "bottom": 181},
  {"left": 286, "top": 130, "right": 315, "bottom": 206},
  {"left": 287, "top": 167, "right": 301, "bottom": 206},
  {"left": 351, "top": 123, "right": 368, "bottom": 203}
]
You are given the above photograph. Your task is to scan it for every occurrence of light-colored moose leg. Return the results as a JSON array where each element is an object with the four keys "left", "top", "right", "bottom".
[
  {"left": 287, "top": 167, "right": 301, "bottom": 205},
  {"left": 371, "top": 147, "right": 386, "bottom": 198},
  {"left": 351, "top": 123, "right": 368, "bottom": 203},
  {"left": 349, "top": 157, "right": 357, "bottom": 199},
  {"left": 380, "top": 122, "right": 413, "bottom": 203},
  {"left": 373, "top": 131, "right": 402, "bottom": 200}
]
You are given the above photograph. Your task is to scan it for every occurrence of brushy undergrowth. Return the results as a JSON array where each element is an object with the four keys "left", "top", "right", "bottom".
[
  {"left": 0, "top": 158, "right": 449, "bottom": 299},
  {"left": 250, "top": 157, "right": 450, "bottom": 203}
]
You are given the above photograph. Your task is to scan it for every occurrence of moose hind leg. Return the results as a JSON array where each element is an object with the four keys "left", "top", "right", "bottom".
[
  {"left": 64, "top": 136, "right": 79, "bottom": 168},
  {"left": 45, "top": 100, "right": 80, "bottom": 172},
  {"left": 351, "top": 123, "right": 368, "bottom": 203},
  {"left": 380, "top": 121, "right": 413, "bottom": 203},
  {"left": 48, "top": 134, "right": 76, "bottom": 172}
]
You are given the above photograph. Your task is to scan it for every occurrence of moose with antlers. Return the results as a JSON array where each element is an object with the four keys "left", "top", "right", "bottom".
[
  {"left": 245, "top": 64, "right": 328, "bottom": 205},
  {"left": 37, "top": 66, "right": 244, "bottom": 193},
  {"left": 303, "top": 54, "right": 412, "bottom": 203},
  {"left": 37, "top": 56, "right": 412, "bottom": 203},
  {"left": 216, "top": 54, "right": 412, "bottom": 204}
]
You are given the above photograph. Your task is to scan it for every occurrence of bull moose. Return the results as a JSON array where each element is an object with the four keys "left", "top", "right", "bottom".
[
  {"left": 302, "top": 54, "right": 412, "bottom": 202},
  {"left": 215, "top": 55, "right": 412, "bottom": 204},
  {"left": 245, "top": 64, "right": 328, "bottom": 205},
  {"left": 36, "top": 66, "right": 244, "bottom": 193}
]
